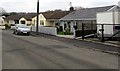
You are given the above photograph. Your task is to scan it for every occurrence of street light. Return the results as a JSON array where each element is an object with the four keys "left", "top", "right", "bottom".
[{"left": 36, "top": 0, "right": 39, "bottom": 35}]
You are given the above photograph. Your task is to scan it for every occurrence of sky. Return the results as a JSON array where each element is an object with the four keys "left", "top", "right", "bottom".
[{"left": 0, "top": 0, "right": 120, "bottom": 12}]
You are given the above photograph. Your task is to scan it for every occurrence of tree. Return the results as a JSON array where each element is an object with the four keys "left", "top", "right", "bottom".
[
  {"left": 9, "top": 12, "right": 17, "bottom": 15},
  {"left": 0, "top": 7, "right": 6, "bottom": 16}
]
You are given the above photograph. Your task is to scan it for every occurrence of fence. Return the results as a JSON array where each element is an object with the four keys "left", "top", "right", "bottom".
[
  {"left": 74, "top": 23, "right": 120, "bottom": 42},
  {"left": 32, "top": 26, "right": 57, "bottom": 36}
]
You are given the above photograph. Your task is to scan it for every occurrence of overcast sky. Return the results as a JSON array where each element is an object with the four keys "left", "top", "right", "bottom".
[{"left": 0, "top": 0, "right": 120, "bottom": 12}]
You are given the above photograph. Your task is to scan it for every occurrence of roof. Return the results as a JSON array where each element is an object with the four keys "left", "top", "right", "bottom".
[
  {"left": 23, "top": 13, "right": 37, "bottom": 21},
  {"left": 5, "top": 13, "right": 25, "bottom": 20},
  {"left": 5, "top": 13, "right": 37, "bottom": 21},
  {"left": 42, "top": 11, "right": 70, "bottom": 19},
  {"left": 60, "top": 5, "right": 117, "bottom": 21},
  {"left": 5, "top": 11, "right": 70, "bottom": 21}
]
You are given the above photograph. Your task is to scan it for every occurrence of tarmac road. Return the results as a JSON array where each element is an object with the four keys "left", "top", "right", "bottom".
[{"left": 2, "top": 30, "right": 119, "bottom": 70}]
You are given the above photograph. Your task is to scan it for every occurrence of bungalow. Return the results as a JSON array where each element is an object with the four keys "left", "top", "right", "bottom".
[
  {"left": 4, "top": 10, "right": 71, "bottom": 28},
  {"left": 35, "top": 10, "right": 70, "bottom": 27},
  {"left": 97, "top": 5, "right": 120, "bottom": 38},
  {"left": 60, "top": 5, "right": 119, "bottom": 33},
  {"left": 19, "top": 13, "right": 37, "bottom": 26},
  {"left": 0, "top": 16, "right": 4, "bottom": 25},
  {"left": 4, "top": 13, "right": 25, "bottom": 25},
  {"left": 31, "top": 10, "right": 70, "bottom": 35},
  {"left": 4, "top": 13, "right": 37, "bottom": 26}
]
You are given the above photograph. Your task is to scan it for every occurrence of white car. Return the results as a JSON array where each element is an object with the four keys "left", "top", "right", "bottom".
[{"left": 13, "top": 24, "right": 30, "bottom": 35}]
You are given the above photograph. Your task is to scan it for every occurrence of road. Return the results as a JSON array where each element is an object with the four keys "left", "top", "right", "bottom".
[{"left": 2, "top": 30, "right": 119, "bottom": 69}]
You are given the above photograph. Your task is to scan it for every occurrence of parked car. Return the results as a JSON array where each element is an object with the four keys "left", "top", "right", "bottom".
[{"left": 13, "top": 24, "right": 30, "bottom": 35}]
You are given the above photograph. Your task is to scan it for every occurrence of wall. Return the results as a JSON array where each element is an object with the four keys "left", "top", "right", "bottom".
[
  {"left": 60, "top": 20, "right": 96, "bottom": 33},
  {"left": 19, "top": 17, "right": 27, "bottom": 24},
  {"left": 0, "top": 17, "right": 5, "bottom": 29},
  {"left": 19, "top": 17, "right": 33, "bottom": 26},
  {"left": 32, "top": 17, "right": 36, "bottom": 26},
  {"left": 9, "top": 20, "right": 15, "bottom": 24},
  {"left": 0, "top": 17, "right": 4, "bottom": 25},
  {"left": 32, "top": 26, "right": 57, "bottom": 35},
  {"left": 97, "top": 11, "right": 120, "bottom": 35},
  {"left": 32, "top": 14, "right": 57, "bottom": 27},
  {"left": 118, "top": 12, "right": 120, "bottom": 24},
  {"left": 32, "top": 14, "right": 47, "bottom": 26}
]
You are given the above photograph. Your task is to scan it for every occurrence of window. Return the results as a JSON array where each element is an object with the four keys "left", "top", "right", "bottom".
[
  {"left": 40, "top": 20, "right": 44, "bottom": 25},
  {"left": 21, "top": 20, "right": 25, "bottom": 24}
]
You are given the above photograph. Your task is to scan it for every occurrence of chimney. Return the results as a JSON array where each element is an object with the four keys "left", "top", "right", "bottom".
[
  {"left": 69, "top": 6, "right": 74, "bottom": 11},
  {"left": 69, "top": 2, "right": 74, "bottom": 11}
]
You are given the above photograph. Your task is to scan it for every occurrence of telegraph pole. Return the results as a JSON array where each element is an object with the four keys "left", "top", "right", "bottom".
[{"left": 36, "top": 0, "right": 39, "bottom": 35}]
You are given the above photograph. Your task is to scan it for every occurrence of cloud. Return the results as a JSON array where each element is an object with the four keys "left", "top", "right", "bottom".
[
  {"left": 1, "top": 0, "right": 36, "bottom": 12},
  {"left": 0, "top": 0, "right": 120, "bottom": 12},
  {"left": 39, "top": 0, "right": 69, "bottom": 11}
]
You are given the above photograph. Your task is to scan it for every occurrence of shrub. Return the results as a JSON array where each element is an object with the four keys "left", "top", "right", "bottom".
[
  {"left": 57, "top": 31, "right": 73, "bottom": 35},
  {"left": 57, "top": 26, "right": 63, "bottom": 33}
]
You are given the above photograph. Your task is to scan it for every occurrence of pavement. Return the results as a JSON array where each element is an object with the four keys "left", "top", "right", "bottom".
[
  {"left": 57, "top": 35, "right": 119, "bottom": 48},
  {"left": 2, "top": 30, "right": 119, "bottom": 70}
]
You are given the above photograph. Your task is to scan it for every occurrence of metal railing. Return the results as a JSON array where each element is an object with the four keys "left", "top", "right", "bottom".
[{"left": 74, "top": 23, "right": 120, "bottom": 42}]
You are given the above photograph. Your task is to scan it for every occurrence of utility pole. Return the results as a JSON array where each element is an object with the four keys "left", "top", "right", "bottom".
[{"left": 36, "top": 0, "right": 39, "bottom": 35}]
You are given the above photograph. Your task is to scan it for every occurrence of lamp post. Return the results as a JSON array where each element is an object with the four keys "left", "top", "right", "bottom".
[{"left": 36, "top": 0, "right": 39, "bottom": 35}]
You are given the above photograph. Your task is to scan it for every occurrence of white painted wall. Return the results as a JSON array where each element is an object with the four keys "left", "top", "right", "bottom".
[
  {"left": 97, "top": 11, "right": 120, "bottom": 37},
  {"left": 60, "top": 21, "right": 65, "bottom": 32},
  {"left": 60, "top": 21, "right": 75, "bottom": 33},
  {"left": 70, "top": 21, "right": 74, "bottom": 33},
  {"left": 32, "top": 26, "right": 57, "bottom": 35}
]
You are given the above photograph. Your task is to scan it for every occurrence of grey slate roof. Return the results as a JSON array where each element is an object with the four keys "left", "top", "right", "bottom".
[{"left": 60, "top": 5, "right": 117, "bottom": 21}]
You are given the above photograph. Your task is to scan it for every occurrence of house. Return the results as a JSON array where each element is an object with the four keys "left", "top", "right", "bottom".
[
  {"left": 4, "top": 13, "right": 37, "bottom": 26},
  {"left": 36, "top": 10, "right": 70, "bottom": 27},
  {"left": 31, "top": 10, "right": 70, "bottom": 35},
  {"left": 19, "top": 13, "right": 37, "bottom": 26},
  {"left": 4, "top": 13, "right": 24, "bottom": 25},
  {"left": 97, "top": 5, "right": 120, "bottom": 38},
  {"left": 60, "top": 5, "right": 118, "bottom": 33},
  {"left": 4, "top": 13, "right": 25, "bottom": 25},
  {"left": 0, "top": 16, "right": 6, "bottom": 29},
  {"left": 0, "top": 16, "right": 4, "bottom": 25},
  {"left": 4, "top": 10, "right": 70, "bottom": 27}
]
